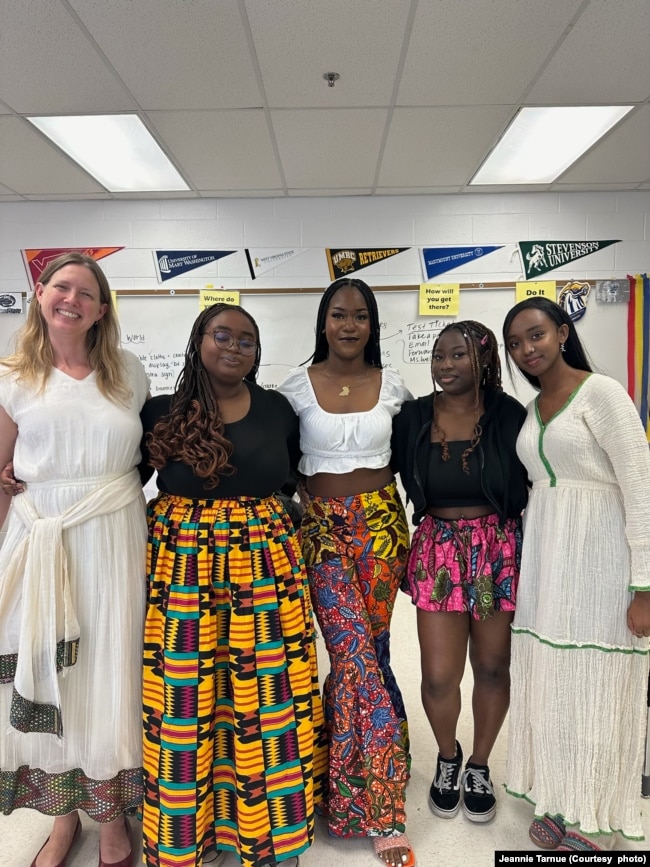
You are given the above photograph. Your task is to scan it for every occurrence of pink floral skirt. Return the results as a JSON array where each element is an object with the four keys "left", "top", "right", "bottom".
[{"left": 403, "top": 513, "right": 522, "bottom": 619}]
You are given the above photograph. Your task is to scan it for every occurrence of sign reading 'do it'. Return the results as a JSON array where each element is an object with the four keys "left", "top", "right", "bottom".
[
  {"left": 515, "top": 281, "right": 556, "bottom": 303},
  {"left": 419, "top": 283, "right": 459, "bottom": 316}
]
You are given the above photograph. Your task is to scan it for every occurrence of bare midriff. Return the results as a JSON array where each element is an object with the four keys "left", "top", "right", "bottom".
[
  {"left": 427, "top": 504, "right": 496, "bottom": 520},
  {"left": 306, "top": 464, "right": 395, "bottom": 498}
]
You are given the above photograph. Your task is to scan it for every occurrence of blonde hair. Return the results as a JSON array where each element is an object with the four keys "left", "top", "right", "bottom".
[{"left": 2, "top": 252, "right": 130, "bottom": 403}]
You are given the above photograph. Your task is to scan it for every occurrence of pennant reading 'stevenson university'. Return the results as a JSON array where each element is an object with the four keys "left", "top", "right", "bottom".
[
  {"left": 518, "top": 240, "right": 619, "bottom": 280},
  {"left": 154, "top": 250, "right": 236, "bottom": 283},
  {"left": 326, "top": 248, "right": 410, "bottom": 281},
  {"left": 420, "top": 246, "right": 503, "bottom": 281}
]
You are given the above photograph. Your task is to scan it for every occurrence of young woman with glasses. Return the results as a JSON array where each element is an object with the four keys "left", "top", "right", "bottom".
[{"left": 139, "top": 303, "right": 326, "bottom": 867}]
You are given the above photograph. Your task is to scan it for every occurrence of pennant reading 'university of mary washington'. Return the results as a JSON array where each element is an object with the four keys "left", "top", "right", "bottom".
[
  {"left": 420, "top": 245, "right": 503, "bottom": 281},
  {"left": 153, "top": 250, "right": 236, "bottom": 282},
  {"left": 518, "top": 240, "right": 619, "bottom": 280},
  {"left": 326, "top": 248, "right": 410, "bottom": 281}
]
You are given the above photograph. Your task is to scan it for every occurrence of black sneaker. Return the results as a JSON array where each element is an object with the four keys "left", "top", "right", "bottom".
[
  {"left": 428, "top": 741, "right": 463, "bottom": 818},
  {"left": 461, "top": 761, "right": 496, "bottom": 822}
]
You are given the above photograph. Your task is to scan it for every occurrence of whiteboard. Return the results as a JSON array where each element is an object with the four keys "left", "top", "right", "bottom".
[
  {"left": 0, "top": 289, "right": 629, "bottom": 410},
  {"left": 116, "top": 288, "right": 628, "bottom": 409}
]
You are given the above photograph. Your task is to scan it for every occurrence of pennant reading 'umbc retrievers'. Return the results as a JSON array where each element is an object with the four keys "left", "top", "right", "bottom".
[
  {"left": 518, "top": 240, "right": 619, "bottom": 280},
  {"left": 325, "top": 248, "right": 410, "bottom": 281}
]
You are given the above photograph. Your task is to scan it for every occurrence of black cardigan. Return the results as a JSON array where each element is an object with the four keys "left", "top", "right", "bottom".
[{"left": 391, "top": 386, "right": 529, "bottom": 526}]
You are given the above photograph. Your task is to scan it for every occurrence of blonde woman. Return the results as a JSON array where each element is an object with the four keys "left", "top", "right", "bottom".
[{"left": 0, "top": 253, "right": 149, "bottom": 867}]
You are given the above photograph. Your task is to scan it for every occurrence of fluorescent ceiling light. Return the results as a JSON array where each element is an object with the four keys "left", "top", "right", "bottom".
[
  {"left": 27, "top": 114, "right": 190, "bottom": 192},
  {"left": 470, "top": 105, "right": 633, "bottom": 185}
]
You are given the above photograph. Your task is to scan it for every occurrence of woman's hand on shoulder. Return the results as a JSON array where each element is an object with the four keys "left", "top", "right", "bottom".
[{"left": 627, "top": 591, "right": 650, "bottom": 637}]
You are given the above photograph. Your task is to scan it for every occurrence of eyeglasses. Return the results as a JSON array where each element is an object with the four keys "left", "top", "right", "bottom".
[{"left": 204, "top": 330, "right": 258, "bottom": 356}]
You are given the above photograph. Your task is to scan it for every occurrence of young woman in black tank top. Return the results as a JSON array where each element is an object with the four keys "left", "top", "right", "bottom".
[{"left": 392, "top": 321, "right": 528, "bottom": 825}]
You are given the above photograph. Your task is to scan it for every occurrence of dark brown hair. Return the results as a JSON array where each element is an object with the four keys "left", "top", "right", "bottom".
[{"left": 146, "top": 303, "right": 260, "bottom": 487}]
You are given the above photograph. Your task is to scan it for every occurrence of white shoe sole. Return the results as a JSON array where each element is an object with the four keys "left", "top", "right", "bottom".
[
  {"left": 462, "top": 802, "right": 496, "bottom": 823},
  {"left": 428, "top": 792, "right": 461, "bottom": 819}
]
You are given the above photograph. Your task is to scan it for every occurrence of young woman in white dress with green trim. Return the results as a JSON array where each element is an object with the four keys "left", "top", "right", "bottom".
[{"left": 503, "top": 297, "right": 650, "bottom": 853}]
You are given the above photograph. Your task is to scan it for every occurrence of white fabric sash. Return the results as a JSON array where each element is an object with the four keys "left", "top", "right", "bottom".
[{"left": 0, "top": 471, "right": 142, "bottom": 737}]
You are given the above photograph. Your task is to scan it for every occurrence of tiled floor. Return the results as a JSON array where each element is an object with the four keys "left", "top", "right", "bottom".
[{"left": 2, "top": 591, "right": 649, "bottom": 867}]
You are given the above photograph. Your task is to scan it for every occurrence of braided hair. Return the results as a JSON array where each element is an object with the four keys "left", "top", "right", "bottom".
[
  {"left": 431, "top": 320, "right": 501, "bottom": 473},
  {"left": 146, "top": 303, "right": 261, "bottom": 487},
  {"left": 309, "top": 277, "right": 383, "bottom": 367}
]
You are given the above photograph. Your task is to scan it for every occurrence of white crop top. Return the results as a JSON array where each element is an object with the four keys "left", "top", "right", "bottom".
[{"left": 277, "top": 365, "right": 412, "bottom": 476}]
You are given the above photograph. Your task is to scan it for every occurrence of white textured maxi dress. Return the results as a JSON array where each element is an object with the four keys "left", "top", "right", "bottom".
[
  {"left": 0, "top": 350, "right": 149, "bottom": 820},
  {"left": 506, "top": 373, "right": 650, "bottom": 839}
]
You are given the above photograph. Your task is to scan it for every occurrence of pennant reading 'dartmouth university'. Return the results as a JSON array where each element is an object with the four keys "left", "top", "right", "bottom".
[
  {"left": 518, "top": 240, "right": 619, "bottom": 280},
  {"left": 420, "top": 246, "right": 503, "bottom": 281},
  {"left": 326, "top": 248, "right": 410, "bottom": 281},
  {"left": 154, "top": 250, "right": 236, "bottom": 283}
]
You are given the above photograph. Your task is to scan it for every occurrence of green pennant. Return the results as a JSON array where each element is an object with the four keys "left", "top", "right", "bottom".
[{"left": 518, "top": 240, "right": 619, "bottom": 280}]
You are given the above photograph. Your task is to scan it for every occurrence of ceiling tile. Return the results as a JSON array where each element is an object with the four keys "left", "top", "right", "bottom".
[
  {"left": 272, "top": 109, "right": 388, "bottom": 188},
  {"left": 559, "top": 106, "right": 650, "bottom": 184},
  {"left": 379, "top": 106, "right": 514, "bottom": 187},
  {"left": 147, "top": 110, "right": 284, "bottom": 190},
  {"left": 246, "top": 0, "right": 412, "bottom": 108},
  {"left": 0, "top": 118, "right": 105, "bottom": 195},
  {"left": 527, "top": 0, "right": 650, "bottom": 103},
  {"left": 397, "top": 0, "right": 584, "bottom": 105},
  {"left": 0, "top": 0, "right": 135, "bottom": 113},
  {"left": 68, "top": 0, "right": 263, "bottom": 110}
]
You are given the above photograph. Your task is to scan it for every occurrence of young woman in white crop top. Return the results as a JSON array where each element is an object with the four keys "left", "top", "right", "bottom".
[{"left": 278, "top": 277, "right": 415, "bottom": 867}]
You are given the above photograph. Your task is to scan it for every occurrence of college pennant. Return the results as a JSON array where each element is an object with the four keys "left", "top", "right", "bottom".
[
  {"left": 245, "top": 248, "right": 306, "bottom": 279},
  {"left": 325, "top": 248, "right": 410, "bottom": 281},
  {"left": 518, "top": 240, "right": 619, "bottom": 280},
  {"left": 153, "top": 250, "right": 236, "bottom": 282},
  {"left": 420, "top": 245, "right": 503, "bottom": 281},
  {"left": 22, "top": 247, "right": 124, "bottom": 290}
]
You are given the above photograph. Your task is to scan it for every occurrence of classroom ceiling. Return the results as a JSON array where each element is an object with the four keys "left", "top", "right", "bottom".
[{"left": 1, "top": 0, "right": 649, "bottom": 201}]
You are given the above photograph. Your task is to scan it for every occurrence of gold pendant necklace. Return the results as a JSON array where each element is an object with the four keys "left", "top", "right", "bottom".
[{"left": 322, "top": 367, "right": 369, "bottom": 397}]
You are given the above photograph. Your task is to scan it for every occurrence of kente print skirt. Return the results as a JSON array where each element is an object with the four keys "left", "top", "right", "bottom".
[{"left": 142, "top": 493, "right": 327, "bottom": 867}]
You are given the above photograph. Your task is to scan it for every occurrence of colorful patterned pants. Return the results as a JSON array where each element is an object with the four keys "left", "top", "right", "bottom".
[
  {"left": 142, "top": 494, "right": 326, "bottom": 867},
  {"left": 300, "top": 482, "right": 410, "bottom": 838}
]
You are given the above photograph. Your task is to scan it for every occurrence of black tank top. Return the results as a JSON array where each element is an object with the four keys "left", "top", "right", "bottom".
[{"left": 424, "top": 440, "right": 490, "bottom": 509}]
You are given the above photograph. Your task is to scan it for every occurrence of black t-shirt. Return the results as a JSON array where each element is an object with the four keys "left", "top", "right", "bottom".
[{"left": 139, "top": 382, "right": 300, "bottom": 499}]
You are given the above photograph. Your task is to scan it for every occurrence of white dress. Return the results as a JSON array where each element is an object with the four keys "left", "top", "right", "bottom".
[
  {"left": 0, "top": 350, "right": 149, "bottom": 819},
  {"left": 506, "top": 374, "right": 650, "bottom": 839}
]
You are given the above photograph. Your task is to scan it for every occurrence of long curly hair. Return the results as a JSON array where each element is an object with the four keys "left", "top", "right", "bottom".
[
  {"left": 146, "top": 303, "right": 261, "bottom": 487},
  {"left": 502, "top": 297, "right": 593, "bottom": 390},
  {"left": 309, "top": 277, "right": 383, "bottom": 367},
  {"left": 1, "top": 252, "right": 129, "bottom": 403},
  {"left": 431, "top": 320, "right": 501, "bottom": 473}
]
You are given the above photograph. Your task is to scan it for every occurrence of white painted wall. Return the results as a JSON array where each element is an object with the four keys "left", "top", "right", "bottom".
[{"left": 0, "top": 191, "right": 648, "bottom": 536}]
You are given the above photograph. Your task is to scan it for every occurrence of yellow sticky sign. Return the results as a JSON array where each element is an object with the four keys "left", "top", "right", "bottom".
[
  {"left": 199, "top": 289, "right": 240, "bottom": 310},
  {"left": 110, "top": 290, "right": 118, "bottom": 310},
  {"left": 419, "top": 283, "right": 460, "bottom": 316},
  {"left": 515, "top": 281, "right": 556, "bottom": 303}
]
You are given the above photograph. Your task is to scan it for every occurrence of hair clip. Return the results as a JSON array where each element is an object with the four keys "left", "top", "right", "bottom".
[{"left": 480, "top": 333, "right": 489, "bottom": 345}]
